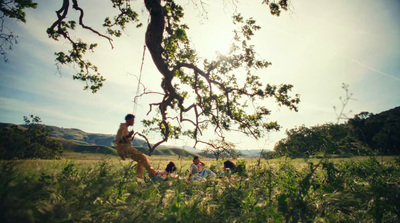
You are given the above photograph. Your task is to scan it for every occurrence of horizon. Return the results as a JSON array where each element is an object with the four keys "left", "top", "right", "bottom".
[
  {"left": 2, "top": 103, "right": 398, "bottom": 153},
  {"left": 0, "top": 120, "right": 270, "bottom": 152}
]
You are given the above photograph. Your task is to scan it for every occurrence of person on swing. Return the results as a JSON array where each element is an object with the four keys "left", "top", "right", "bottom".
[{"left": 115, "top": 114, "right": 164, "bottom": 181}]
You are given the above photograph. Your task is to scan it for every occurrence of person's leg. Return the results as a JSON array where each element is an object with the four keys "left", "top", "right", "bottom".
[
  {"left": 129, "top": 147, "right": 157, "bottom": 177},
  {"left": 208, "top": 168, "right": 217, "bottom": 177},
  {"left": 201, "top": 168, "right": 216, "bottom": 178},
  {"left": 116, "top": 145, "right": 128, "bottom": 160},
  {"left": 136, "top": 162, "right": 144, "bottom": 178}
]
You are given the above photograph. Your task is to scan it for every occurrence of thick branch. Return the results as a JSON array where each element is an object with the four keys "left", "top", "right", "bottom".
[
  {"left": 71, "top": 0, "right": 113, "bottom": 48},
  {"left": 48, "top": 0, "right": 69, "bottom": 38},
  {"left": 144, "top": 0, "right": 170, "bottom": 76}
]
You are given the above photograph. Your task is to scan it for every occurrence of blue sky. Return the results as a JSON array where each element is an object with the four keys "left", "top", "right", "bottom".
[{"left": 1, "top": 0, "right": 399, "bottom": 151}]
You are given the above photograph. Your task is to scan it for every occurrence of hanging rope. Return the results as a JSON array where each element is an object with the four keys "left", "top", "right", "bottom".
[
  {"left": 133, "top": 15, "right": 151, "bottom": 116},
  {"left": 132, "top": 42, "right": 156, "bottom": 155},
  {"left": 130, "top": 16, "right": 158, "bottom": 155},
  {"left": 133, "top": 44, "right": 147, "bottom": 115}
]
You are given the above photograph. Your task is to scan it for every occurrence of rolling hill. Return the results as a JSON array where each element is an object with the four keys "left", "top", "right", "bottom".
[
  {"left": 54, "top": 137, "right": 118, "bottom": 155},
  {"left": 0, "top": 123, "right": 199, "bottom": 157},
  {"left": 45, "top": 125, "right": 200, "bottom": 156}
]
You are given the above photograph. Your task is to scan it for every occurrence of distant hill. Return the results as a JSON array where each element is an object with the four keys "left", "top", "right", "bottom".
[
  {"left": 45, "top": 125, "right": 200, "bottom": 156},
  {"left": 0, "top": 122, "right": 200, "bottom": 157},
  {"left": 45, "top": 125, "right": 123, "bottom": 146},
  {"left": 54, "top": 137, "right": 118, "bottom": 156},
  {"left": 0, "top": 123, "right": 259, "bottom": 158},
  {"left": 240, "top": 150, "right": 264, "bottom": 157},
  {"left": 134, "top": 146, "right": 199, "bottom": 157},
  {"left": 55, "top": 137, "right": 198, "bottom": 157},
  {"left": 179, "top": 145, "right": 201, "bottom": 153},
  {"left": 0, "top": 123, "right": 26, "bottom": 130}
]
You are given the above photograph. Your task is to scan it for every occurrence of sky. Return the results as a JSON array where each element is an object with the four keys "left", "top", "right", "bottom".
[{"left": 1, "top": 0, "right": 399, "bottom": 151}]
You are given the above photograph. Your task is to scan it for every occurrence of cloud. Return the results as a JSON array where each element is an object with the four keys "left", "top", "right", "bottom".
[
  {"left": 346, "top": 57, "right": 400, "bottom": 82},
  {"left": 0, "top": 97, "right": 96, "bottom": 125}
]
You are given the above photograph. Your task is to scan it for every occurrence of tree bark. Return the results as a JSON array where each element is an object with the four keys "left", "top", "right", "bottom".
[{"left": 144, "top": 0, "right": 170, "bottom": 78}]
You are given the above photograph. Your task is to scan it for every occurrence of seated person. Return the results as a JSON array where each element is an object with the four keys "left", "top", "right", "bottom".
[
  {"left": 158, "top": 161, "right": 178, "bottom": 179},
  {"left": 115, "top": 114, "right": 164, "bottom": 181},
  {"left": 188, "top": 156, "right": 216, "bottom": 181},
  {"left": 219, "top": 160, "right": 236, "bottom": 178}
]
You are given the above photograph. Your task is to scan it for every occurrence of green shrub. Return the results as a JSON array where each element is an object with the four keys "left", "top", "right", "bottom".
[
  {"left": 234, "top": 159, "right": 247, "bottom": 176},
  {"left": 0, "top": 116, "right": 63, "bottom": 159}
]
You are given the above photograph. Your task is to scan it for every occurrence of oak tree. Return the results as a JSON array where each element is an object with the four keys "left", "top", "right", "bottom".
[
  {"left": 202, "top": 139, "right": 241, "bottom": 161},
  {"left": 2, "top": 0, "right": 299, "bottom": 154}
]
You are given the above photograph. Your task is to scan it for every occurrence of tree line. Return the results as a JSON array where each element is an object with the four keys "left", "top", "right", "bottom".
[
  {"left": 266, "top": 106, "right": 400, "bottom": 158},
  {"left": 0, "top": 116, "right": 63, "bottom": 159}
]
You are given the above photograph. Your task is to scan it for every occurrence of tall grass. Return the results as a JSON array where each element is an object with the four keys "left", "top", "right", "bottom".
[{"left": 1, "top": 157, "right": 399, "bottom": 222}]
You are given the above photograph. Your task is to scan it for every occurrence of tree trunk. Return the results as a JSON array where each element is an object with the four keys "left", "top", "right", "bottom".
[{"left": 144, "top": 0, "right": 171, "bottom": 78}]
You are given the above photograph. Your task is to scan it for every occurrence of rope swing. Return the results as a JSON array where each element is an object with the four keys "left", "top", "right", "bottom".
[
  {"left": 133, "top": 44, "right": 147, "bottom": 116},
  {"left": 129, "top": 17, "right": 158, "bottom": 155},
  {"left": 130, "top": 43, "right": 154, "bottom": 154}
]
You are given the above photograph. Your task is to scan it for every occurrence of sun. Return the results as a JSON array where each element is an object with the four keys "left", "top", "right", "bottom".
[
  {"left": 208, "top": 34, "right": 232, "bottom": 55},
  {"left": 196, "top": 29, "right": 234, "bottom": 59}
]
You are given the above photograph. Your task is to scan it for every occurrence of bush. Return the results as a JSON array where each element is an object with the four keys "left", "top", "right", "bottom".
[
  {"left": 0, "top": 115, "right": 63, "bottom": 159},
  {"left": 234, "top": 159, "right": 247, "bottom": 176}
]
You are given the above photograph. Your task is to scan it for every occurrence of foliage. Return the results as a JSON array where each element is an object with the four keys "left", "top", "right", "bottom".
[
  {"left": 260, "top": 149, "right": 280, "bottom": 159},
  {"left": 0, "top": 115, "right": 63, "bottom": 159},
  {"left": 319, "top": 157, "right": 400, "bottom": 222},
  {"left": 201, "top": 139, "right": 241, "bottom": 160},
  {"left": 333, "top": 83, "right": 355, "bottom": 123},
  {"left": 0, "top": 0, "right": 38, "bottom": 61},
  {"left": 348, "top": 106, "right": 400, "bottom": 155},
  {"left": 273, "top": 106, "right": 400, "bottom": 158},
  {"left": 234, "top": 159, "right": 247, "bottom": 176},
  {"left": 139, "top": 5, "right": 300, "bottom": 153},
  {"left": 274, "top": 123, "right": 361, "bottom": 158},
  {"left": 0, "top": 157, "right": 399, "bottom": 222}
]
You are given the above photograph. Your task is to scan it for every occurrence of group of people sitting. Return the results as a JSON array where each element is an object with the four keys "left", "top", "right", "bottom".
[
  {"left": 115, "top": 113, "right": 236, "bottom": 182},
  {"left": 189, "top": 156, "right": 236, "bottom": 180},
  {"left": 157, "top": 156, "right": 236, "bottom": 181}
]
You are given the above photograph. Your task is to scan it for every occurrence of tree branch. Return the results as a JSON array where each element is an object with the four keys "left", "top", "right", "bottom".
[{"left": 71, "top": 0, "right": 113, "bottom": 48}]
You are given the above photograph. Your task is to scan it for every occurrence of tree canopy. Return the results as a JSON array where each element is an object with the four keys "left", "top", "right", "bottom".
[
  {"left": 273, "top": 123, "right": 362, "bottom": 158},
  {"left": 1, "top": 0, "right": 299, "bottom": 154},
  {"left": 0, "top": 115, "right": 63, "bottom": 159},
  {"left": 348, "top": 107, "right": 400, "bottom": 155},
  {"left": 273, "top": 106, "right": 400, "bottom": 158},
  {"left": 0, "top": 0, "right": 37, "bottom": 61},
  {"left": 201, "top": 139, "right": 241, "bottom": 161}
]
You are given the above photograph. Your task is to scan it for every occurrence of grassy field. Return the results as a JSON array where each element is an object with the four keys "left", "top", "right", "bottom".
[
  {"left": 1, "top": 155, "right": 399, "bottom": 222},
  {"left": 11, "top": 153, "right": 399, "bottom": 172}
]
